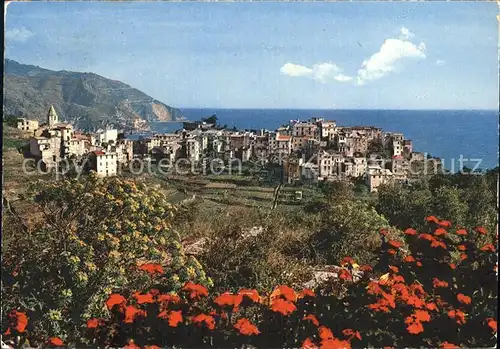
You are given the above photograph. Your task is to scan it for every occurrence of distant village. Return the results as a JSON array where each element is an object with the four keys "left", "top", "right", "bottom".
[{"left": 17, "top": 106, "right": 442, "bottom": 192}]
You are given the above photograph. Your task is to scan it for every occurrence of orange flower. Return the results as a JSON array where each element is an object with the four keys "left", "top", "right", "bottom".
[
  {"left": 238, "top": 289, "right": 260, "bottom": 303},
  {"left": 480, "top": 243, "right": 496, "bottom": 252},
  {"left": 388, "top": 240, "right": 402, "bottom": 248},
  {"left": 338, "top": 269, "right": 352, "bottom": 281},
  {"left": 416, "top": 261, "right": 423, "bottom": 267},
  {"left": 157, "top": 293, "right": 181, "bottom": 306},
  {"left": 403, "top": 255, "right": 416, "bottom": 263},
  {"left": 303, "top": 314, "right": 320, "bottom": 327},
  {"left": 105, "top": 293, "right": 127, "bottom": 311},
  {"left": 124, "top": 306, "right": 146, "bottom": 323},
  {"left": 430, "top": 240, "right": 447, "bottom": 249},
  {"left": 455, "top": 229, "right": 467, "bottom": 236},
  {"left": 341, "top": 257, "right": 354, "bottom": 265},
  {"left": 474, "top": 226, "right": 487, "bottom": 235},
  {"left": 302, "top": 337, "right": 319, "bottom": 349},
  {"left": 298, "top": 288, "right": 316, "bottom": 299},
  {"left": 234, "top": 318, "right": 260, "bottom": 336},
  {"left": 457, "top": 244, "right": 467, "bottom": 251},
  {"left": 138, "top": 263, "right": 164, "bottom": 274},
  {"left": 133, "top": 291, "right": 155, "bottom": 304},
  {"left": 388, "top": 265, "right": 399, "bottom": 273},
  {"left": 270, "top": 285, "right": 297, "bottom": 302},
  {"left": 319, "top": 326, "right": 334, "bottom": 341},
  {"left": 425, "top": 302, "right": 438, "bottom": 311},
  {"left": 440, "top": 342, "right": 459, "bottom": 348},
  {"left": 86, "top": 318, "right": 103, "bottom": 329},
  {"left": 419, "top": 233, "right": 434, "bottom": 241},
  {"left": 379, "top": 228, "right": 389, "bottom": 236},
  {"left": 425, "top": 215, "right": 440, "bottom": 224},
  {"left": 192, "top": 314, "right": 216, "bottom": 330},
  {"left": 270, "top": 298, "right": 297, "bottom": 316},
  {"left": 433, "top": 278, "right": 449, "bottom": 288},
  {"left": 456, "top": 293, "right": 471, "bottom": 305},
  {"left": 438, "top": 220, "right": 452, "bottom": 228},
  {"left": 448, "top": 309, "right": 466, "bottom": 325},
  {"left": 360, "top": 265, "right": 373, "bottom": 273},
  {"left": 407, "top": 295, "right": 425, "bottom": 309},
  {"left": 414, "top": 310, "right": 431, "bottom": 322},
  {"left": 459, "top": 254, "right": 468, "bottom": 261},
  {"left": 124, "top": 340, "right": 140, "bottom": 349},
  {"left": 47, "top": 337, "right": 64, "bottom": 347},
  {"left": 404, "top": 228, "right": 417, "bottom": 235},
  {"left": 434, "top": 228, "right": 447, "bottom": 236},
  {"left": 182, "top": 282, "right": 209, "bottom": 300},
  {"left": 159, "top": 310, "right": 183, "bottom": 327},
  {"left": 367, "top": 281, "right": 383, "bottom": 295},
  {"left": 342, "top": 329, "right": 362, "bottom": 340},
  {"left": 387, "top": 249, "right": 397, "bottom": 255},
  {"left": 449, "top": 263, "right": 456, "bottom": 270},
  {"left": 8, "top": 310, "right": 28, "bottom": 333},
  {"left": 485, "top": 318, "right": 497, "bottom": 333},
  {"left": 321, "top": 338, "right": 351, "bottom": 349},
  {"left": 214, "top": 292, "right": 243, "bottom": 311},
  {"left": 406, "top": 320, "right": 424, "bottom": 334}
]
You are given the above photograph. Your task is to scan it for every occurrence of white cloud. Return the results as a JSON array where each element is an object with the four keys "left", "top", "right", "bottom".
[
  {"left": 280, "top": 62, "right": 352, "bottom": 83},
  {"left": 5, "top": 27, "right": 35, "bottom": 42},
  {"left": 356, "top": 32, "right": 426, "bottom": 85},
  {"left": 399, "top": 26, "right": 415, "bottom": 40},
  {"left": 436, "top": 59, "right": 446, "bottom": 66}
]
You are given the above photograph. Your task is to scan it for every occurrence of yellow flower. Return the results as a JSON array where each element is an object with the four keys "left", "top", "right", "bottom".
[{"left": 85, "top": 262, "right": 97, "bottom": 272}]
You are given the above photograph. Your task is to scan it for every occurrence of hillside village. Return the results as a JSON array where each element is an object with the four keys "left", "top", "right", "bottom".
[{"left": 18, "top": 107, "right": 442, "bottom": 192}]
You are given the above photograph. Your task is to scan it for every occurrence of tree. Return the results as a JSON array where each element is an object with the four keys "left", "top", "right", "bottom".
[
  {"left": 1, "top": 174, "right": 210, "bottom": 343},
  {"left": 202, "top": 115, "right": 218, "bottom": 125}
]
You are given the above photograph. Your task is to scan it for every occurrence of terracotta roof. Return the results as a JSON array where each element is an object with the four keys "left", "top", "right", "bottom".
[{"left": 276, "top": 135, "right": 291, "bottom": 141}]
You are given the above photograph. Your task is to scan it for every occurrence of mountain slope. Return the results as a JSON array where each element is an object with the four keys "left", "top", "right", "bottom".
[{"left": 3, "top": 59, "right": 181, "bottom": 131}]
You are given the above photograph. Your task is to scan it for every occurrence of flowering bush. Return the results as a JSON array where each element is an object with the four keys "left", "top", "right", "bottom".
[
  {"left": 4, "top": 216, "right": 496, "bottom": 348},
  {"left": 1, "top": 174, "right": 210, "bottom": 344}
]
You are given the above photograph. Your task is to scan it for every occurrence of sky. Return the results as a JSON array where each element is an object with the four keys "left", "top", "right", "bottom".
[{"left": 4, "top": 1, "right": 499, "bottom": 110}]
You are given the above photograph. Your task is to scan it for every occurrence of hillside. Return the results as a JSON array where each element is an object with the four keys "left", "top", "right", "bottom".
[{"left": 3, "top": 59, "right": 181, "bottom": 131}]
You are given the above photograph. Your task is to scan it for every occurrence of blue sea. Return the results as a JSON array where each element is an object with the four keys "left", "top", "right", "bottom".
[{"left": 144, "top": 109, "right": 498, "bottom": 170}]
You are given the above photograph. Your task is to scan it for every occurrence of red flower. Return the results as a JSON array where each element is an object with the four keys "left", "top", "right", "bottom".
[
  {"left": 338, "top": 269, "right": 352, "bottom": 281},
  {"left": 456, "top": 229, "right": 467, "bottom": 236},
  {"left": 321, "top": 338, "right": 351, "bottom": 349},
  {"left": 124, "top": 340, "right": 140, "bottom": 349},
  {"left": 105, "top": 293, "right": 127, "bottom": 311},
  {"left": 433, "top": 278, "right": 449, "bottom": 288},
  {"left": 157, "top": 293, "right": 181, "bottom": 307},
  {"left": 485, "top": 318, "right": 497, "bottom": 333},
  {"left": 319, "top": 326, "right": 334, "bottom": 341},
  {"left": 388, "top": 265, "right": 399, "bottom": 273},
  {"left": 430, "top": 240, "right": 447, "bottom": 249},
  {"left": 214, "top": 292, "right": 243, "bottom": 311},
  {"left": 379, "top": 228, "right": 389, "bottom": 236},
  {"left": 342, "top": 329, "right": 362, "bottom": 340},
  {"left": 124, "top": 306, "right": 146, "bottom": 323},
  {"left": 457, "top": 293, "right": 471, "bottom": 305},
  {"left": 426, "top": 302, "right": 438, "bottom": 311},
  {"left": 133, "top": 291, "right": 155, "bottom": 304},
  {"left": 270, "top": 298, "right": 297, "bottom": 315},
  {"left": 86, "top": 318, "right": 103, "bottom": 329},
  {"left": 440, "top": 342, "right": 459, "bottom": 348},
  {"left": 457, "top": 244, "right": 467, "bottom": 251},
  {"left": 403, "top": 255, "right": 416, "bottom": 263},
  {"left": 360, "top": 265, "right": 373, "bottom": 272},
  {"left": 192, "top": 314, "right": 216, "bottom": 330},
  {"left": 234, "top": 318, "right": 260, "bottom": 335},
  {"left": 270, "top": 285, "right": 297, "bottom": 302},
  {"left": 448, "top": 309, "right": 466, "bottom": 325},
  {"left": 406, "top": 320, "right": 424, "bottom": 334},
  {"left": 138, "top": 263, "right": 164, "bottom": 274},
  {"left": 238, "top": 289, "right": 260, "bottom": 303},
  {"left": 341, "top": 256, "right": 354, "bottom": 265},
  {"left": 159, "top": 310, "right": 183, "bottom": 327},
  {"left": 406, "top": 295, "right": 425, "bottom": 309},
  {"left": 388, "top": 240, "right": 402, "bottom": 248},
  {"left": 449, "top": 263, "right": 456, "bottom": 269},
  {"left": 438, "top": 220, "right": 452, "bottom": 228},
  {"left": 47, "top": 337, "right": 64, "bottom": 347},
  {"left": 460, "top": 253, "right": 468, "bottom": 261},
  {"left": 182, "top": 282, "right": 209, "bottom": 300},
  {"left": 419, "top": 233, "right": 435, "bottom": 241},
  {"left": 302, "top": 337, "right": 319, "bottom": 349},
  {"left": 416, "top": 261, "right": 423, "bottom": 267},
  {"left": 298, "top": 288, "right": 316, "bottom": 299},
  {"left": 480, "top": 243, "right": 496, "bottom": 252},
  {"left": 367, "top": 281, "right": 383, "bottom": 295},
  {"left": 387, "top": 249, "right": 397, "bottom": 255},
  {"left": 8, "top": 310, "right": 28, "bottom": 333},
  {"left": 303, "top": 314, "right": 320, "bottom": 326},
  {"left": 434, "top": 228, "right": 447, "bottom": 236},
  {"left": 414, "top": 310, "right": 431, "bottom": 322},
  {"left": 425, "top": 215, "right": 440, "bottom": 224},
  {"left": 474, "top": 226, "right": 487, "bottom": 234},
  {"left": 404, "top": 228, "right": 417, "bottom": 235}
]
